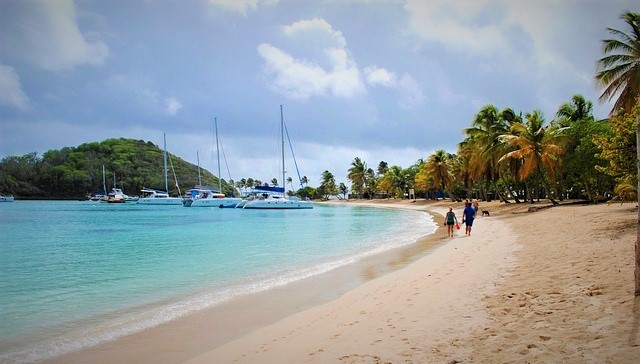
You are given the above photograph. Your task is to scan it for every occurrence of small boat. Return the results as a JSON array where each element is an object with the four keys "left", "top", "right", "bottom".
[
  {"left": 137, "top": 188, "right": 183, "bottom": 205},
  {"left": 0, "top": 193, "right": 14, "bottom": 202},
  {"left": 183, "top": 118, "right": 242, "bottom": 208},
  {"left": 242, "top": 105, "right": 313, "bottom": 210},
  {"left": 136, "top": 133, "right": 183, "bottom": 206},
  {"left": 106, "top": 188, "right": 138, "bottom": 203},
  {"left": 87, "top": 193, "right": 107, "bottom": 202},
  {"left": 183, "top": 187, "right": 242, "bottom": 208},
  {"left": 242, "top": 185, "right": 312, "bottom": 209}
]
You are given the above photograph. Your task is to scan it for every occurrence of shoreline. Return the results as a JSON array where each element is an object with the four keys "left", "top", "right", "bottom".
[
  {"left": 43, "top": 199, "right": 640, "bottom": 363},
  {"left": 43, "top": 202, "right": 445, "bottom": 364}
]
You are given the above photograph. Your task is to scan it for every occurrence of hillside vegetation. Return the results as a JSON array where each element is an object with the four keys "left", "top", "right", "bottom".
[{"left": 0, "top": 138, "right": 235, "bottom": 199}]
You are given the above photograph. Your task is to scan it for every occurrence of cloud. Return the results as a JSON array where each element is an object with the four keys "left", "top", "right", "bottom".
[
  {"left": 1, "top": 0, "right": 108, "bottom": 71},
  {"left": 208, "top": 0, "right": 279, "bottom": 15},
  {"left": 257, "top": 18, "right": 365, "bottom": 99},
  {"left": 404, "top": 0, "right": 510, "bottom": 56},
  {"left": 283, "top": 18, "right": 347, "bottom": 48},
  {"left": 164, "top": 97, "right": 183, "bottom": 116},
  {"left": 364, "top": 66, "right": 424, "bottom": 108},
  {"left": 0, "top": 64, "right": 29, "bottom": 110}
]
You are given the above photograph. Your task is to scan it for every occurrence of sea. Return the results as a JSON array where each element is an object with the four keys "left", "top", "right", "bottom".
[{"left": 0, "top": 200, "right": 436, "bottom": 363}]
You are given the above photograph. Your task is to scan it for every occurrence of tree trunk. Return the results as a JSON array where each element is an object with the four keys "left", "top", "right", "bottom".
[
  {"left": 582, "top": 176, "right": 593, "bottom": 202},
  {"left": 538, "top": 168, "right": 558, "bottom": 205},
  {"left": 635, "top": 114, "right": 640, "bottom": 296}
]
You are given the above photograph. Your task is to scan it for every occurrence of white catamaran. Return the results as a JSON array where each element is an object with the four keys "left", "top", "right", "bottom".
[
  {"left": 183, "top": 117, "right": 241, "bottom": 208},
  {"left": 137, "top": 133, "right": 183, "bottom": 205},
  {"left": 242, "top": 105, "right": 313, "bottom": 210}
]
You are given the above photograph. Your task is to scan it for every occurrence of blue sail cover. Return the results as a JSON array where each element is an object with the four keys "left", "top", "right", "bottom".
[{"left": 253, "top": 185, "right": 285, "bottom": 193}]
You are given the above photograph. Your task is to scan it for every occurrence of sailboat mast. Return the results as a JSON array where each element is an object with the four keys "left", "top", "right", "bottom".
[
  {"left": 197, "top": 151, "right": 202, "bottom": 186},
  {"left": 163, "top": 133, "right": 168, "bottom": 193},
  {"left": 280, "top": 105, "right": 285, "bottom": 192},
  {"left": 215, "top": 117, "right": 222, "bottom": 194},
  {"left": 102, "top": 165, "right": 106, "bottom": 195}
]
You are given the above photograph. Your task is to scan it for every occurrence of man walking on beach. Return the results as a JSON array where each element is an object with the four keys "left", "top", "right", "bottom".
[{"left": 462, "top": 202, "right": 476, "bottom": 236}]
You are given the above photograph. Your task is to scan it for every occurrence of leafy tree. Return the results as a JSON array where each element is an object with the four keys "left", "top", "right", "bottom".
[
  {"left": 338, "top": 182, "right": 348, "bottom": 199},
  {"left": 499, "top": 110, "right": 565, "bottom": 205},
  {"left": 425, "top": 150, "right": 456, "bottom": 201},
  {"left": 377, "top": 161, "right": 389, "bottom": 177},
  {"left": 318, "top": 170, "right": 338, "bottom": 199},
  {"left": 595, "top": 11, "right": 640, "bottom": 295},
  {"left": 348, "top": 157, "right": 367, "bottom": 198},
  {"left": 463, "top": 105, "right": 510, "bottom": 202}
]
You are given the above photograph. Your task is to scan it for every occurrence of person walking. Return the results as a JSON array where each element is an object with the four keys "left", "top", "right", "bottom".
[
  {"left": 462, "top": 201, "right": 476, "bottom": 236},
  {"left": 443, "top": 207, "right": 458, "bottom": 238}
]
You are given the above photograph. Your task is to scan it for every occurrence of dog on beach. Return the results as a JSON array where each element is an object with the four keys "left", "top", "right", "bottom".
[{"left": 481, "top": 210, "right": 490, "bottom": 216}]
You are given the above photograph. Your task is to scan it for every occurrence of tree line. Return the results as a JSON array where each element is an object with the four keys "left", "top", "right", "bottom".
[{"left": 336, "top": 95, "right": 636, "bottom": 204}]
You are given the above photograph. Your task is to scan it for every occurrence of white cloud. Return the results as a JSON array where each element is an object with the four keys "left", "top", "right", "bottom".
[
  {"left": 208, "top": 0, "right": 278, "bottom": 15},
  {"left": 0, "top": 64, "right": 29, "bottom": 110},
  {"left": 257, "top": 18, "right": 366, "bottom": 99},
  {"left": 404, "top": 0, "right": 509, "bottom": 56},
  {"left": 3, "top": 0, "right": 108, "bottom": 71},
  {"left": 364, "top": 66, "right": 424, "bottom": 108},
  {"left": 283, "top": 18, "right": 347, "bottom": 48},
  {"left": 164, "top": 97, "right": 183, "bottom": 116}
]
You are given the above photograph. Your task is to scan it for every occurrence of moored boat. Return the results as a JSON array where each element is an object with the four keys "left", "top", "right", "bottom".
[
  {"left": 0, "top": 193, "right": 14, "bottom": 202},
  {"left": 242, "top": 185, "right": 312, "bottom": 209},
  {"left": 183, "top": 187, "right": 242, "bottom": 208},
  {"left": 136, "top": 133, "right": 183, "bottom": 206},
  {"left": 106, "top": 188, "right": 138, "bottom": 203},
  {"left": 137, "top": 188, "right": 183, "bottom": 205},
  {"left": 242, "top": 105, "right": 313, "bottom": 210},
  {"left": 183, "top": 117, "right": 242, "bottom": 208}
]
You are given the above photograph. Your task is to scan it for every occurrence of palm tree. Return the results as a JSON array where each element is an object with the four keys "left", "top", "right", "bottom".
[
  {"left": 377, "top": 161, "right": 389, "bottom": 177},
  {"left": 271, "top": 178, "right": 278, "bottom": 187},
  {"left": 595, "top": 11, "right": 640, "bottom": 296},
  {"left": 555, "top": 94, "right": 594, "bottom": 125},
  {"left": 499, "top": 110, "right": 565, "bottom": 205},
  {"left": 348, "top": 157, "right": 367, "bottom": 198},
  {"left": 378, "top": 165, "right": 408, "bottom": 198},
  {"left": 463, "top": 105, "right": 510, "bottom": 202},
  {"left": 286, "top": 176, "right": 294, "bottom": 195},
  {"left": 425, "top": 149, "right": 455, "bottom": 201}
]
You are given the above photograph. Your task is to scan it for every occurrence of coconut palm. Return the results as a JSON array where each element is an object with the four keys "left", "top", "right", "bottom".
[
  {"left": 348, "top": 157, "right": 367, "bottom": 198},
  {"left": 555, "top": 94, "right": 594, "bottom": 125},
  {"left": 424, "top": 150, "right": 456, "bottom": 200},
  {"left": 499, "top": 110, "right": 565, "bottom": 205},
  {"left": 463, "top": 105, "right": 510, "bottom": 202},
  {"left": 595, "top": 11, "right": 640, "bottom": 296}
]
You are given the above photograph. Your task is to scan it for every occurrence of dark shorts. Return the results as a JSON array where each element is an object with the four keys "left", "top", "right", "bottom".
[
  {"left": 446, "top": 222, "right": 455, "bottom": 226},
  {"left": 465, "top": 219, "right": 474, "bottom": 227}
]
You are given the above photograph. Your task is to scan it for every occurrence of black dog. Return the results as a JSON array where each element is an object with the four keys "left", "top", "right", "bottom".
[{"left": 482, "top": 210, "right": 490, "bottom": 216}]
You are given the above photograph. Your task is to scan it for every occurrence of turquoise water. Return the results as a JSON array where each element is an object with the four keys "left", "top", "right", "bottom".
[{"left": 0, "top": 201, "right": 435, "bottom": 363}]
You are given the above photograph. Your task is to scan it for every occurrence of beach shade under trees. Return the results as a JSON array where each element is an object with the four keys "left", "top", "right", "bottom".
[{"left": 595, "top": 11, "right": 640, "bottom": 296}]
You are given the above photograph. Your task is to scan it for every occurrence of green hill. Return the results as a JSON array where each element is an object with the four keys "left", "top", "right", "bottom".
[{"left": 0, "top": 138, "right": 235, "bottom": 199}]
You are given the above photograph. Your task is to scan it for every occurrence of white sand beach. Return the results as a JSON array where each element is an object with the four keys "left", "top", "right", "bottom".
[
  {"left": 184, "top": 200, "right": 639, "bottom": 363},
  {"left": 47, "top": 200, "right": 640, "bottom": 363}
]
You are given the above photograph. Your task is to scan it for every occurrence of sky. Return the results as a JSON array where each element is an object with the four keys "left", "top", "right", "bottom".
[{"left": 0, "top": 0, "right": 637, "bottom": 189}]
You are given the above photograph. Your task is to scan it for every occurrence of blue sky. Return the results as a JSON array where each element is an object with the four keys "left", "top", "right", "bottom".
[{"left": 0, "top": 0, "right": 636, "bottom": 188}]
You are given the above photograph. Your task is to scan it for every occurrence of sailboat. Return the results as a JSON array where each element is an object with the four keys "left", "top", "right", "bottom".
[
  {"left": 242, "top": 105, "right": 313, "bottom": 210},
  {"left": 183, "top": 118, "right": 242, "bottom": 208},
  {"left": 137, "top": 133, "right": 183, "bottom": 205}
]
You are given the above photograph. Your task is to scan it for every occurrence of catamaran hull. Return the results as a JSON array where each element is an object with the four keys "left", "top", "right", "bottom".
[
  {"left": 137, "top": 198, "right": 183, "bottom": 205},
  {"left": 243, "top": 200, "right": 313, "bottom": 209},
  {"left": 184, "top": 198, "right": 241, "bottom": 208}
]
